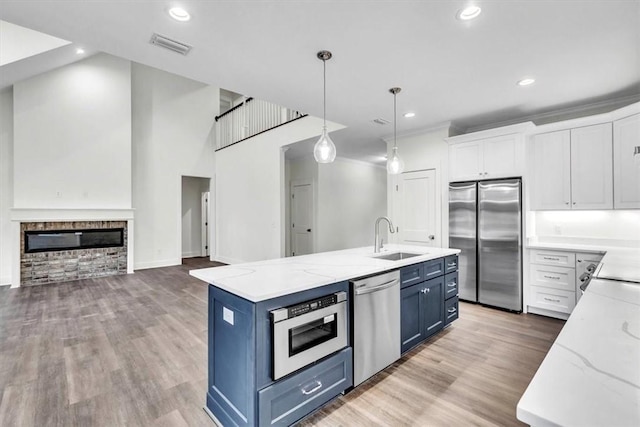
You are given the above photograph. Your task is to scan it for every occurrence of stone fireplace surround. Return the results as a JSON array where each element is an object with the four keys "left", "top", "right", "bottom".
[{"left": 10, "top": 209, "right": 134, "bottom": 288}]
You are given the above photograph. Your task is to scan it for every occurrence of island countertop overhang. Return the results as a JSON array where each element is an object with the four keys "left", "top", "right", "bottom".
[{"left": 190, "top": 244, "right": 460, "bottom": 302}]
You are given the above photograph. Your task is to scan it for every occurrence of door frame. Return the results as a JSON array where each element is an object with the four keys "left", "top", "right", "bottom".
[
  {"left": 201, "top": 191, "right": 210, "bottom": 257},
  {"left": 289, "top": 179, "right": 315, "bottom": 256},
  {"left": 178, "top": 174, "right": 214, "bottom": 263}
]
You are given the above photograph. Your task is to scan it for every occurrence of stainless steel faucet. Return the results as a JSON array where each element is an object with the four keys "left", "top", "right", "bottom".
[{"left": 374, "top": 216, "right": 396, "bottom": 253}]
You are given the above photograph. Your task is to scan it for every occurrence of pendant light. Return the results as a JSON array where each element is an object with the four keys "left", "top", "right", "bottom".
[
  {"left": 387, "top": 87, "right": 405, "bottom": 174},
  {"left": 313, "top": 50, "right": 337, "bottom": 163}
]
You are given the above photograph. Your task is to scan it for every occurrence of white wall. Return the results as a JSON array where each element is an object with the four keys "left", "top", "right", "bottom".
[
  {"left": 215, "top": 116, "right": 343, "bottom": 264},
  {"left": 532, "top": 210, "right": 640, "bottom": 247},
  {"left": 316, "top": 158, "right": 387, "bottom": 252},
  {"left": 181, "top": 176, "right": 209, "bottom": 258},
  {"left": 387, "top": 126, "right": 451, "bottom": 247},
  {"left": 0, "top": 88, "right": 13, "bottom": 285},
  {"left": 132, "top": 63, "right": 218, "bottom": 269},
  {"left": 13, "top": 53, "right": 132, "bottom": 209}
]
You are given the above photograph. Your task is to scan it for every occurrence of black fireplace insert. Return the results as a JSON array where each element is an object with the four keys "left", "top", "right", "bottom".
[{"left": 24, "top": 228, "right": 124, "bottom": 253}]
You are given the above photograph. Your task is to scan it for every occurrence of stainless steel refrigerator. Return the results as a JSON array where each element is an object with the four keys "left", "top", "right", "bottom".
[{"left": 448, "top": 178, "right": 522, "bottom": 311}]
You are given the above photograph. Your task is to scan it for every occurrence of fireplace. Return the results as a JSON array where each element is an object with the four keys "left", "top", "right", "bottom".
[
  {"left": 20, "top": 221, "right": 128, "bottom": 286},
  {"left": 25, "top": 228, "right": 124, "bottom": 253}
]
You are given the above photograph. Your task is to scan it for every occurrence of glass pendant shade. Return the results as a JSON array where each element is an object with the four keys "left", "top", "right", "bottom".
[
  {"left": 314, "top": 126, "right": 337, "bottom": 163},
  {"left": 387, "top": 146, "right": 405, "bottom": 174}
]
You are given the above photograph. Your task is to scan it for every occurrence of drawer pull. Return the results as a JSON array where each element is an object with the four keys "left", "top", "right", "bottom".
[
  {"left": 426, "top": 270, "right": 440, "bottom": 277},
  {"left": 447, "top": 307, "right": 457, "bottom": 314},
  {"left": 447, "top": 262, "right": 457, "bottom": 267},
  {"left": 447, "top": 282, "right": 456, "bottom": 287},
  {"left": 301, "top": 380, "right": 322, "bottom": 395},
  {"left": 543, "top": 297, "right": 561, "bottom": 303},
  {"left": 543, "top": 275, "right": 560, "bottom": 280},
  {"left": 542, "top": 256, "right": 560, "bottom": 261}
]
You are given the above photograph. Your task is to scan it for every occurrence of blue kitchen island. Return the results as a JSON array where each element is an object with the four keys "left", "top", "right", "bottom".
[{"left": 190, "top": 245, "right": 460, "bottom": 426}]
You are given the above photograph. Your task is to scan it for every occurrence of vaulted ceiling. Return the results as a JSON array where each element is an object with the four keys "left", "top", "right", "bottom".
[{"left": 1, "top": 1, "right": 639, "bottom": 163}]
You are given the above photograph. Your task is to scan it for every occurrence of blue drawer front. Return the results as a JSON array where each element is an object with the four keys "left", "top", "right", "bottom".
[
  {"left": 445, "top": 255, "right": 458, "bottom": 273},
  {"left": 401, "top": 264, "right": 424, "bottom": 289},
  {"left": 424, "top": 258, "right": 444, "bottom": 280},
  {"left": 445, "top": 296, "right": 459, "bottom": 325},
  {"left": 258, "top": 347, "right": 353, "bottom": 426},
  {"left": 444, "top": 271, "right": 458, "bottom": 300}
]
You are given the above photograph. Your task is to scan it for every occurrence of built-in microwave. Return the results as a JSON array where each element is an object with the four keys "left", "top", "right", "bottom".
[{"left": 270, "top": 291, "right": 347, "bottom": 380}]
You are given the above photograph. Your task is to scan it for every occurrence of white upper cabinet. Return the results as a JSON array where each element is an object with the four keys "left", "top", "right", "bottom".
[
  {"left": 448, "top": 126, "right": 530, "bottom": 182},
  {"left": 449, "top": 141, "right": 482, "bottom": 181},
  {"left": 613, "top": 113, "right": 640, "bottom": 209},
  {"left": 530, "top": 130, "right": 572, "bottom": 210},
  {"left": 529, "top": 123, "right": 613, "bottom": 210},
  {"left": 570, "top": 123, "right": 613, "bottom": 209}
]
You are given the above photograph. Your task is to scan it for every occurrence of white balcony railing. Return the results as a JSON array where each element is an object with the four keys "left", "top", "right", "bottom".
[{"left": 215, "top": 97, "right": 306, "bottom": 150}]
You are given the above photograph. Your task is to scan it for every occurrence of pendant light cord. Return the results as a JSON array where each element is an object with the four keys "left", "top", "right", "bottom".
[
  {"left": 323, "top": 58, "right": 327, "bottom": 128},
  {"left": 393, "top": 91, "right": 397, "bottom": 149}
]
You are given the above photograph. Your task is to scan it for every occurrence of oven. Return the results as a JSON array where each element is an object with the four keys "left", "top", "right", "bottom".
[{"left": 270, "top": 291, "right": 347, "bottom": 380}]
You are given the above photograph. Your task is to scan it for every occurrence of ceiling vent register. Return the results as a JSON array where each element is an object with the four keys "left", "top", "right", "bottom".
[
  {"left": 373, "top": 118, "right": 391, "bottom": 125},
  {"left": 149, "top": 33, "right": 192, "bottom": 55}
]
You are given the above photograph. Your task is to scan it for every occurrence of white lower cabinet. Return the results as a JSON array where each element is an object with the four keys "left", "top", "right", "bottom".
[
  {"left": 529, "top": 286, "right": 576, "bottom": 314},
  {"left": 527, "top": 248, "right": 603, "bottom": 318}
]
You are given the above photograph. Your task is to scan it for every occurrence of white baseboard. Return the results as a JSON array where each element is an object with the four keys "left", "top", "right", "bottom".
[
  {"left": 527, "top": 305, "right": 570, "bottom": 320},
  {"left": 0, "top": 276, "right": 11, "bottom": 287},
  {"left": 182, "top": 251, "right": 203, "bottom": 259},
  {"left": 134, "top": 258, "right": 181, "bottom": 270},
  {"left": 211, "top": 255, "right": 243, "bottom": 265}
]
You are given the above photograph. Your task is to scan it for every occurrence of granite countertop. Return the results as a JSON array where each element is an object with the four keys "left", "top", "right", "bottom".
[
  {"left": 189, "top": 244, "right": 460, "bottom": 302},
  {"left": 517, "top": 277, "right": 640, "bottom": 426}
]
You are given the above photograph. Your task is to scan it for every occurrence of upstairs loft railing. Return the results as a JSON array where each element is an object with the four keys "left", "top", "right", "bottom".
[{"left": 215, "top": 97, "right": 307, "bottom": 150}]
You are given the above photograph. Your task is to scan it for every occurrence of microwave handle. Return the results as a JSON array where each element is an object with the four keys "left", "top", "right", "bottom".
[{"left": 354, "top": 278, "right": 399, "bottom": 295}]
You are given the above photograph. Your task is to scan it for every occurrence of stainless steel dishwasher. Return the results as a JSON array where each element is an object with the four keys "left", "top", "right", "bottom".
[{"left": 351, "top": 270, "right": 400, "bottom": 387}]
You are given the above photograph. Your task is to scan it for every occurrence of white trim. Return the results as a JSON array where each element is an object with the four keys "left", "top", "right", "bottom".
[
  {"left": 182, "top": 251, "right": 202, "bottom": 259},
  {"left": 445, "top": 122, "right": 536, "bottom": 144},
  {"left": 10, "top": 208, "right": 134, "bottom": 221},
  {"left": 0, "top": 277, "right": 10, "bottom": 286},
  {"left": 465, "top": 96, "right": 640, "bottom": 133},
  {"left": 334, "top": 156, "right": 385, "bottom": 170},
  {"left": 211, "top": 255, "right": 243, "bottom": 265},
  {"left": 134, "top": 258, "right": 180, "bottom": 270},
  {"left": 382, "top": 122, "right": 454, "bottom": 144}
]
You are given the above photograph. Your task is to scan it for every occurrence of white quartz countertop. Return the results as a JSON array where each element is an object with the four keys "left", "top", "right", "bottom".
[
  {"left": 517, "top": 278, "right": 640, "bottom": 426},
  {"left": 189, "top": 245, "right": 460, "bottom": 302}
]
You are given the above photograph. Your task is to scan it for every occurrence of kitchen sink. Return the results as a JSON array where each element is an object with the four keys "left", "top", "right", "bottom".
[{"left": 371, "top": 251, "right": 423, "bottom": 261}]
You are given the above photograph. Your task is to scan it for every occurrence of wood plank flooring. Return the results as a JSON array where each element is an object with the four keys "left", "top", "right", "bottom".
[{"left": 0, "top": 259, "right": 565, "bottom": 426}]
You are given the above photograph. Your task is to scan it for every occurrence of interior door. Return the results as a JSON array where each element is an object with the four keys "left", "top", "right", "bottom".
[
  {"left": 396, "top": 169, "right": 438, "bottom": 247},
  {"left": 291, "top": 182, "right": 313, "bottom": 256}
]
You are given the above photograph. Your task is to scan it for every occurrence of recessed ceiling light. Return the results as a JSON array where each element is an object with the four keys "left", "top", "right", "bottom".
[
  {"left": 403, "top": 112, "right": 416, "bottom": 118},
  {"left": 457, "top": 6, "right": 482, "bottom": 21},
  {"left": 169, "top": 7, "right": 191, "bottom": 22},
  {"left": 75, "top": 48, "right": 85, "bottom": 55},
  {"left": 517, "top": 78, "right": 536, "bottom": 86}
]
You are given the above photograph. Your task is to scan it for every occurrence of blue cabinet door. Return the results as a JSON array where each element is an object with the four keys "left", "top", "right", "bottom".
[
  {"left": 422, "top": 276, "right": 444, "bottom": 339},
  {"left": 400, "top": 283, "right": 424, "bottom": 354}
]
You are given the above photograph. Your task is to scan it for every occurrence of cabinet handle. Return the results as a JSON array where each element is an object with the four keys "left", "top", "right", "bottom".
[
  {"left": 447, "top": 307, "right": 457, "bottom": 314},
  {"left": 301, "top": 380, "right": 322, "bottom": 395},
  {"left": 543, "top": 275, "right": 560, "bottom": 280},
  {"left": 447, "top": 282, "right": 456, "bottom": 287},
  {"left": 542, "top": 256, "right": 560, "bottom": 261},
  {"left": 565, "top": 202, "right": 569, "bottom": 205},
  {"left": 447, "top": 262, "right": 456, "bottom": 267},
  {"left": 572, "top": 202, "right": 576, "bottom": 205},
  {"left": 543, "top": 297, "right": 561, "bottom": 303},
  {"left": 421, "top": 288, "right": 430, "bottom": 294},
  {"left": 478, "top": 173, "right": 483, "bottom": 176}
]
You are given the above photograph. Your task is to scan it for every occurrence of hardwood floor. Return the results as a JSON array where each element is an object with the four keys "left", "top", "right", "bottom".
[{"left": 0, "top": 260, "right": 564, "bottom": 427}]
